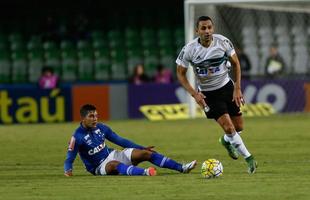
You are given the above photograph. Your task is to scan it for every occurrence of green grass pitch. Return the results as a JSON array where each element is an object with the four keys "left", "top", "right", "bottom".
[{"left": 0, "top": 113, "right": 310, "bottom": 200}]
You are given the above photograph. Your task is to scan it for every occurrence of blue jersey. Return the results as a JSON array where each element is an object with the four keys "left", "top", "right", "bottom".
[{"left": 64, "top": 122, "right": 145, "bottom": 174}]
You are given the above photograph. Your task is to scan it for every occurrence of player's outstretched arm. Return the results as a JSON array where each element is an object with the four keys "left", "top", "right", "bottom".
[
  {"left": 64, "top": 136, "right": 78, "bottom": 177},
  {"left": 104, "top": 127, "right": 145, "bottom": 149}
]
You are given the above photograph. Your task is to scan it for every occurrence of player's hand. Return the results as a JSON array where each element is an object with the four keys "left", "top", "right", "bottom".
[
  {"left": 192, "top": 92, "right": 207, "bottom": 109},
  {"left": 144, "top": 146, "right": 156, "bottom": 153},
  {"left": 232, "top": 87, "right": 244, "bottom": 107},
  {"left": 64, "top": 170, "right": 73, "bottom": 177}
]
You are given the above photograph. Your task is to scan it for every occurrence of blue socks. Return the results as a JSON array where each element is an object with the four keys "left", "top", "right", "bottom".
[
  {"left": 116, "top": 163, "right": 146, "bottom": 175},
  {"left": 150, "top": 153, "right": 183, "bottom": 172},
  {"left": 116, "top": 153, "right": 183, "bottom": 175}
]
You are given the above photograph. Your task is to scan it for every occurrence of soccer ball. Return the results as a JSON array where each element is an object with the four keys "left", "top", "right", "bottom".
[{"left": 201, "top": 159, "right": 223, "bottom": 179}]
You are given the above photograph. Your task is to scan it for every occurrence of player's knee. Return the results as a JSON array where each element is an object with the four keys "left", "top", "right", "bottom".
[
  {"left": 105, "top": 161, "right": 120, "bottom": 175},
  {"left": 141, "top": 150, "right": 152, "bottom": 160},
  {"left": 132, "top": 149, "right": 152, "bottom": 164}
]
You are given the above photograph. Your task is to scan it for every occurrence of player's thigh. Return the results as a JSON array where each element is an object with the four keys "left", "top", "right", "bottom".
[
  {"left": 105, "top": 160, "right": 121, "bottom": 175},
  {"left": 131, "top": 149, "right": 152, "bottom": 165},
  {"left": 95, "top": 148, "right": 134, "bottom": 175},
  {"left": 203, "top": 93, "right": 227, "bottom": 120},
  {"left": 113, "top": 148, "right": 135, "bottom": 165}
]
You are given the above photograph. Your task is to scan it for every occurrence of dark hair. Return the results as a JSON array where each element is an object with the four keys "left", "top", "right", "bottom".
[
  {"left": 196, "top": 16, "right": 213, "bottom": 28},
  {"left": 157, "top": 64, "right": 164, "bottom": 71},
  {"left": 42, "top": 66, "right": 54, "bottom": 74},
  {"left": 80, "top": 104, "right": 96, "bottom": 117}
]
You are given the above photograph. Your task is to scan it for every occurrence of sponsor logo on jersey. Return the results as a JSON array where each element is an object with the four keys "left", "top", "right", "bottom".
[
  {"left": 88, "top": 143, "right": 105, "bottom": 155},
  {"left": 84, "top": 134, "right": 90, "bottom": 140}
]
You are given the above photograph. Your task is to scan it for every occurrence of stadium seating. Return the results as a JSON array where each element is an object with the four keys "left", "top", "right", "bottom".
[
  {"left": 235, "top": 8, "right": 310, "bottom": 76},
  {"left": 141, "top": 28, "right": 157, "bottom": 48},
  {"left": 61, "top": 48, "right": 77, "bottom": 82},
  {"left": 27, "top": 36, "right": 43, "bottom": 51},
  {"left": 78, "top": 49, "right": 94, "bottom": 81},
  {"left": 125, "top": 28, "right": 141, "bottom": 49},
  {"left": 127, "top": 48, "right": 144, "bottom": 75},
  {"left": 3, "top": 8, "right": 309, "bottom": 84},
  {"left": 44, "top": 48, "right": 62, "bottom": 76},
  {"left": 159, "top": 47, "right": 176, "bottom": 72},
  {"left": 92, "top": 38, "right": 108, "bottom": 50},
  {"left": 91, "top": 30, "right": 105, "bottom": 41},
  {"left": 11, "top": 50, "right": 28, "bottom": 83},
  {"left": 110, "top": 48, "right": 127, "bottom": 80},
  {"left": 94, "top": 48, "right": 110, "bottom": 81},
  {"left": 60, "top": 40, "right": 75, "bottom": 52},
  {"left": 28, "top": 49, "right": 44, "bottom": 83},
  {"left": 108, "top": 30, "right": 123, "bottom": 49},
  {"left": 0, "top": 51, "right": 11, "bottom": 83},
  {"left": 174, "top": 27, "right": 185, "bottom": 53},
  {"left": 0, "top": 33, "right": 8, "bottom": 51},
  {"left": 158, "top": 28, "right": 172, "bottom": 47}
]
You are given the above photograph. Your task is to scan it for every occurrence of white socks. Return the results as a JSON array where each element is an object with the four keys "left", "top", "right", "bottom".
[{"left": 224, "top": 132, "right": 251, "bottom": 158}]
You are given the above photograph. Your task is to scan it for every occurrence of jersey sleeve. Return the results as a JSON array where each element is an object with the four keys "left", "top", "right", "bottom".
[
  {"left": 222, "top": 38, "right": 235, "bottom": 57},
  {"left": 64, "top": 136, "right": 79, "bottom": 173},
  {"left": 176, "top": 46, "right": 190, "bottom": 68},
  {"left": 104, "top": 126, "right": 145, "bottom": 149}
]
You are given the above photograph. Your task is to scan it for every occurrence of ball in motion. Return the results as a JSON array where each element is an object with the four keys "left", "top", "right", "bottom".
[{"left": 201, "top": 159, "right": 223, "bottom": 179}]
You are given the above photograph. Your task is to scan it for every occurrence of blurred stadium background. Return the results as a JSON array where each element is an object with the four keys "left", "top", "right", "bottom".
[
  {"left": 1, "top": 1, "right": 310, "bottom": 199},
  {"left": 0, "top": 0, "right": 309, "bottom": 124},
  {"left": 0, "top": 0, "right": 184, "bottom": 83},
  {"left": 186, "top": 0, "right": 310, "bottom": 77}
]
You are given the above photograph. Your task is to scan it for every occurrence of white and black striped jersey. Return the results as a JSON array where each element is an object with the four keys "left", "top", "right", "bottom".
[{"left": 176, "top": 34, "right": 235, "bottom": 91}]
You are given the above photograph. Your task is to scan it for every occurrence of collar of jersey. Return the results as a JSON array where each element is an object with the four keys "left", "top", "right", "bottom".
[
  {"left": 80, "top": 122, "right": 98, "bottom": 132},
  {"left": 197, "top": 37, "right": 214, "bottom": 48}
]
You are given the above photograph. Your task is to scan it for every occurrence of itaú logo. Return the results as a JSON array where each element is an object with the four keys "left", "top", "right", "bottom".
[{"left": 88, "top": 143, "right": 105, "bottom": 155}]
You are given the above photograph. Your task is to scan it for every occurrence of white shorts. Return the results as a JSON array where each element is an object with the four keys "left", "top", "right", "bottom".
[{"left": 95, "top": 148, "right": 134, "bottom": 175}]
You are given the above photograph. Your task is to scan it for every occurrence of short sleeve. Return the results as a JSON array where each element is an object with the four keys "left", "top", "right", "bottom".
[
  {"left": 222, "top": 38, "right": 235, "bottom": 57},
  {"left": 176, "top": 46, "right": 190, "bottom": 68}
]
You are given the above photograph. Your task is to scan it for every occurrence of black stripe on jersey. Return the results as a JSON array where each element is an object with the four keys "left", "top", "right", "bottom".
[{"left": 194, "top": 54, "right": 228, "bottom": 69}]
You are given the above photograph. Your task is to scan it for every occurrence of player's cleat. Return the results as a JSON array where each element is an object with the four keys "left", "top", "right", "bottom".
[
  {"left": 245, "top": 155, "right": 258, "bottom": 174},
  {"left": 219, "top": 136, "right": 239, "bottom": 160},
  {"left": 182, "top": 160, "right": 197, "bottom": 173},
  {"left": 145, "top": 167, "right": 157, "bottom": 176}
]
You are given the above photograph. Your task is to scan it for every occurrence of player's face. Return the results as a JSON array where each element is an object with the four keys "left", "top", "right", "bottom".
[
  {"left": 82, "top": 110, "right": 98, "bottom": 129},
  {"left": 196, "top": 20, "right": 214, "bottom": 44}
]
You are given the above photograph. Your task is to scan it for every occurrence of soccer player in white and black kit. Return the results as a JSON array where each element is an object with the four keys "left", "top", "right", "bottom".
[{"left": 176, "top": 16, "right": 257, "bottom": 174}]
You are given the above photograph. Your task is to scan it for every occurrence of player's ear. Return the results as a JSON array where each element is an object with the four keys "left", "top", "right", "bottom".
[{"left": 81, "top": 115, "right": 86, "bottom": 122}]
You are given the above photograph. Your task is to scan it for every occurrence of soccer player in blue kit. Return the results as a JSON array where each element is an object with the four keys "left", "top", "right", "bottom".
[{"left": 64, "top": 104, "right": 196, "bottom": 176}]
